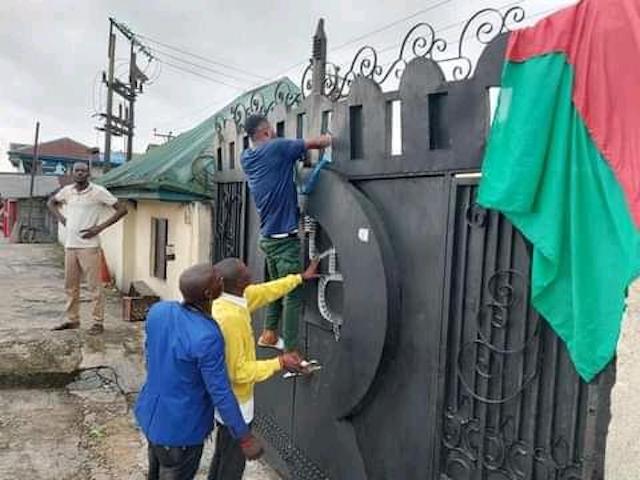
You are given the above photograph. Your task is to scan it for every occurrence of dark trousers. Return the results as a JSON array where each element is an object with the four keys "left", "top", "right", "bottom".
[
  {"left": 148, "top": 442, "right": 204, "bottom": 480},
  {"left": 208, "top": 423, "right": 246, "bottom": 480}
]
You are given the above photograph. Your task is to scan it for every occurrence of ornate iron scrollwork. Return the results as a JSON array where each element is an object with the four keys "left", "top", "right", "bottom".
[
  {"left": 214, "top": 115, "right": 226, "bottom": 138},
  {"left": 440, "top": 191, "right": 587, "bottom": 479},
  {"left": 214, "top": 184, "right": 243, "bottom": 261},
  {"left": 457, "top": 268, "right": 540, "bottom": 404},
  {"left": 229, "top": 80, "right": 302, "bottom": 131},
  {"left": 442, "top": 396, "right": 583, "bottom": 479},
  {"left": 301, "top": 6, "right": 525, "bottom": 99},
  {"left": 465, "top": 202, "right": 488, "bottom": 228}
]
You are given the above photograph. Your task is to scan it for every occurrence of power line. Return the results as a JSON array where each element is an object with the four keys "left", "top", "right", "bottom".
[
  {"left": 258, "top": 0, "right": 453, "bottom": 85},
  {"left": 331, "top": 0, "right": 452, "bottom": 53},
  {"left": 158, "top": 0, "right": 484, "bottom": 126},
  {"left": 151, "top": 1, "right": 552, "bottom": 133},
  {"left": 152, "top": 91, "right": 234, "bottom": 130},
  {"left": 373, "top": 0, "right": 523, "bottom": 56},
  {"left": 137, "top": 33, "right": 268, "bottom": 81},
  {"left": 149, "top": 46, "right": 254, "bottom": 85},
  {"left": 157, "top": 58, "right": 244, "bottom": 90},
  {"left": 374, "top": 1, "right": 552, "bottom": 58}
]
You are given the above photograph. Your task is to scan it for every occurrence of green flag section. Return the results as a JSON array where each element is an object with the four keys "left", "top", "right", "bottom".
[{"left": 478, "top": 54, "right": 640, "bottom": 381}]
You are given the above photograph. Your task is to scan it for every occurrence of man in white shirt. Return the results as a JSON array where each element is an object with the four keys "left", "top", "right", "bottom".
[{"left": 47, "top": 162, "right": 127, "bottom": 334}]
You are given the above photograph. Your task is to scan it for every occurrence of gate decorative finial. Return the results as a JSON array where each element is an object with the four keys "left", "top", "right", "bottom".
[{"left": 311, "top": 18, "right": 327, "bottom": 95}]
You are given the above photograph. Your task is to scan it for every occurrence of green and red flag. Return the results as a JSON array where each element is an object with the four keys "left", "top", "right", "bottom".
[{"left": 478, "top": 0, "right": 640, "bottom": 381}]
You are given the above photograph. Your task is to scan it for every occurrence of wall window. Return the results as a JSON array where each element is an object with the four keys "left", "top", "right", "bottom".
[
  {"left": 321, "top": 110, "right": 332, "bottom": 134},
  {"left": 349, "top": 105, "right": 363, "bottom": 159},
  {"left": 296, "top": 113, "right": 306, "bottom": 139},
  {"left": 151, "top": 217, "right": 168, "bottom": 280},
  {"left": 388, "top": 100, "right": 402, "bottom": 156},
  {"left": 216, "top": 147, "right": 223, "bottom": 171},
  {"left": 488, "top": 87, "right": 501, "bottom": 127},
  {"left": 229, "top": 142, "right": 236, "bottom": 169},
  {"left": 428, "top": 92, "right": 451, "bottom": 150}
]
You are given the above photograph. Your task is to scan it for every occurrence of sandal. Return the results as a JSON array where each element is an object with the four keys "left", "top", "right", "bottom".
[{"left": 257, "top": 330, "right": 285, "bottom": 351}]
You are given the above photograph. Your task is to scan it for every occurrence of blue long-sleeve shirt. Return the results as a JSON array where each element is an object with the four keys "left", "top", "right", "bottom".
[
  {"left": 241, "top": 138, "right": 307, "bottom": 236},
  {"left": 134, "top": 301, "right": 249, "bottom": 446}
]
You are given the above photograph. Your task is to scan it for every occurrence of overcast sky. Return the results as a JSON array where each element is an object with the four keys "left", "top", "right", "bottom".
[{"left": 0, "top": 0, "right": 575, "bottom": 171}]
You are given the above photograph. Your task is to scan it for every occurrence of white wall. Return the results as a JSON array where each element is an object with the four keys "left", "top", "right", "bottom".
[{"left": 101, "top": 199, "right": 212, "bottom": 300}]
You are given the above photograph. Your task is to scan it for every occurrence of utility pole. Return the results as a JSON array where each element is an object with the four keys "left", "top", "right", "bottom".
[
  {"left": 28, "top": 121, "right": 40, "bottom": 198},
  {"left": 153, "top": 128, "right": 175, "bottom": 143},
  {"left": 104, "top": 20, "right": 116, "bottom": 166},
  {"left": 97, "top": 18, "right": 152, "bottom": 165},
  {"left": 127, "top": 42, "right": 136, "bottom": 161}
]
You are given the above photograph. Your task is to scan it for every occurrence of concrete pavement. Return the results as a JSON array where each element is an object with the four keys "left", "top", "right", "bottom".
[{"left": 0, "top": 239, "right": 280, "bottom": 479}]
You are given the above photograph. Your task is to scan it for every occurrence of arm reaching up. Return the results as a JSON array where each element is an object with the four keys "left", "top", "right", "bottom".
[
  {"left": 305, "top": 134, "right": 332, "bottom": 151},
  {"left": 244, "top": 259, "right": 320, "bottom": 312}
]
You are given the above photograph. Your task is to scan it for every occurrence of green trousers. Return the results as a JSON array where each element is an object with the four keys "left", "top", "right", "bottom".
[{"left": 259, "top": 237, "right": 302, "bottom": 351}]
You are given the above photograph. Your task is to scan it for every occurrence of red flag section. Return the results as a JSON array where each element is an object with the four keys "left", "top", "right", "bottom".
[{"left": 506, "top": 0, "right": 640, "bottom": 227}]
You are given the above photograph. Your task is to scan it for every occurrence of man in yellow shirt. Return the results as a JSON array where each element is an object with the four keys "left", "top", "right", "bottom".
[{"left": 208, "top": 257, "right": 319, "bottom": 480}]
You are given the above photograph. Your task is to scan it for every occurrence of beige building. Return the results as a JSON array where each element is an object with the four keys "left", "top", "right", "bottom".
[
  {"left": 99, "top": 200, "right": 211, "bottom": 300},
  {"left": 95, "top": 109, "right": 218, "bottom": 300},
  {"left": 95, "top": 79, "right": 297, "bottom": 300}
]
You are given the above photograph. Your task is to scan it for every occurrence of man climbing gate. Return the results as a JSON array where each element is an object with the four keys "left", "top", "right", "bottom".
[{"left": 241, "top": 113, "right": 331, "bottom": 358}]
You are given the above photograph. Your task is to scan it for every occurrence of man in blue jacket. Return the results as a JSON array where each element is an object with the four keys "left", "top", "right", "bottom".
[{"left": 135, "top": 263, "right": 263, "bottom": 479}]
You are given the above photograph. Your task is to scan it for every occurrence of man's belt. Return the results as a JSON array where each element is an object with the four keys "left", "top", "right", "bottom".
[{"left": 268, "top": 231, "right": 298, "bottom": 239}]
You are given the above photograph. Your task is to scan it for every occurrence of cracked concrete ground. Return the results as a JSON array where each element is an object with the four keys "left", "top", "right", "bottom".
[{"left": 0, "top": 239, "right": 280, "bottom": 480}]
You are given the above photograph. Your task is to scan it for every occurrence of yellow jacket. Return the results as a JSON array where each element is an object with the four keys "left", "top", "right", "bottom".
[{"left": 212, "top": 274, "right": 303, "bottom": 403}]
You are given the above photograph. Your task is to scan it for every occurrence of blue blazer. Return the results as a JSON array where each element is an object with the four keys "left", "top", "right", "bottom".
[{"left": 134, "top": 301, "right": 249, "bottom": 446}]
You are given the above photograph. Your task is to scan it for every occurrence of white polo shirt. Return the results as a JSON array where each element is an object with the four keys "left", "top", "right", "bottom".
[{"left": 54, "top": 183, "right": 118, "bottom": 249}]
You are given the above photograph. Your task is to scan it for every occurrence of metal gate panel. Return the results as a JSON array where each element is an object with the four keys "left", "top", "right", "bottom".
[
  {"left": 349, "top": 175, "right": 450, "bottom": 480},
  {"left": 213, "top": 182, "right": 245, "bottom": 263},
  {"left": 208, "top": 10, "right": 615, "bottom": 478},
  {"left": 437, "top": 178, "right": 613, "bottom": 480}
]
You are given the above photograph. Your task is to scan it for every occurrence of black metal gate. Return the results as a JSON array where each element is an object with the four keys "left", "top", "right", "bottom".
[
  {"left": 438, "top": 180, "right": 611, "bottom": 479},
  {"left": 212, "top": 181, "right": 245, "bottom": 263},
  {"left": 210, "top": 8, "right": 614, "bottom": 479}
]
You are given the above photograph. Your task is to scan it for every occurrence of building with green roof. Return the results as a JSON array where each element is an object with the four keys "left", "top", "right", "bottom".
[
  {"left": 99, "top": 77, "right": 298, "bottom": 201},
  {"left": 98, "top": 78, "right": 300, "bottom": 300}
]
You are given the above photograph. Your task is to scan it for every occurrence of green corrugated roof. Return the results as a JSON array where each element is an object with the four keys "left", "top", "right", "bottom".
[{"left": 98, "top": 78, "right": 299, "bottom": 201}]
